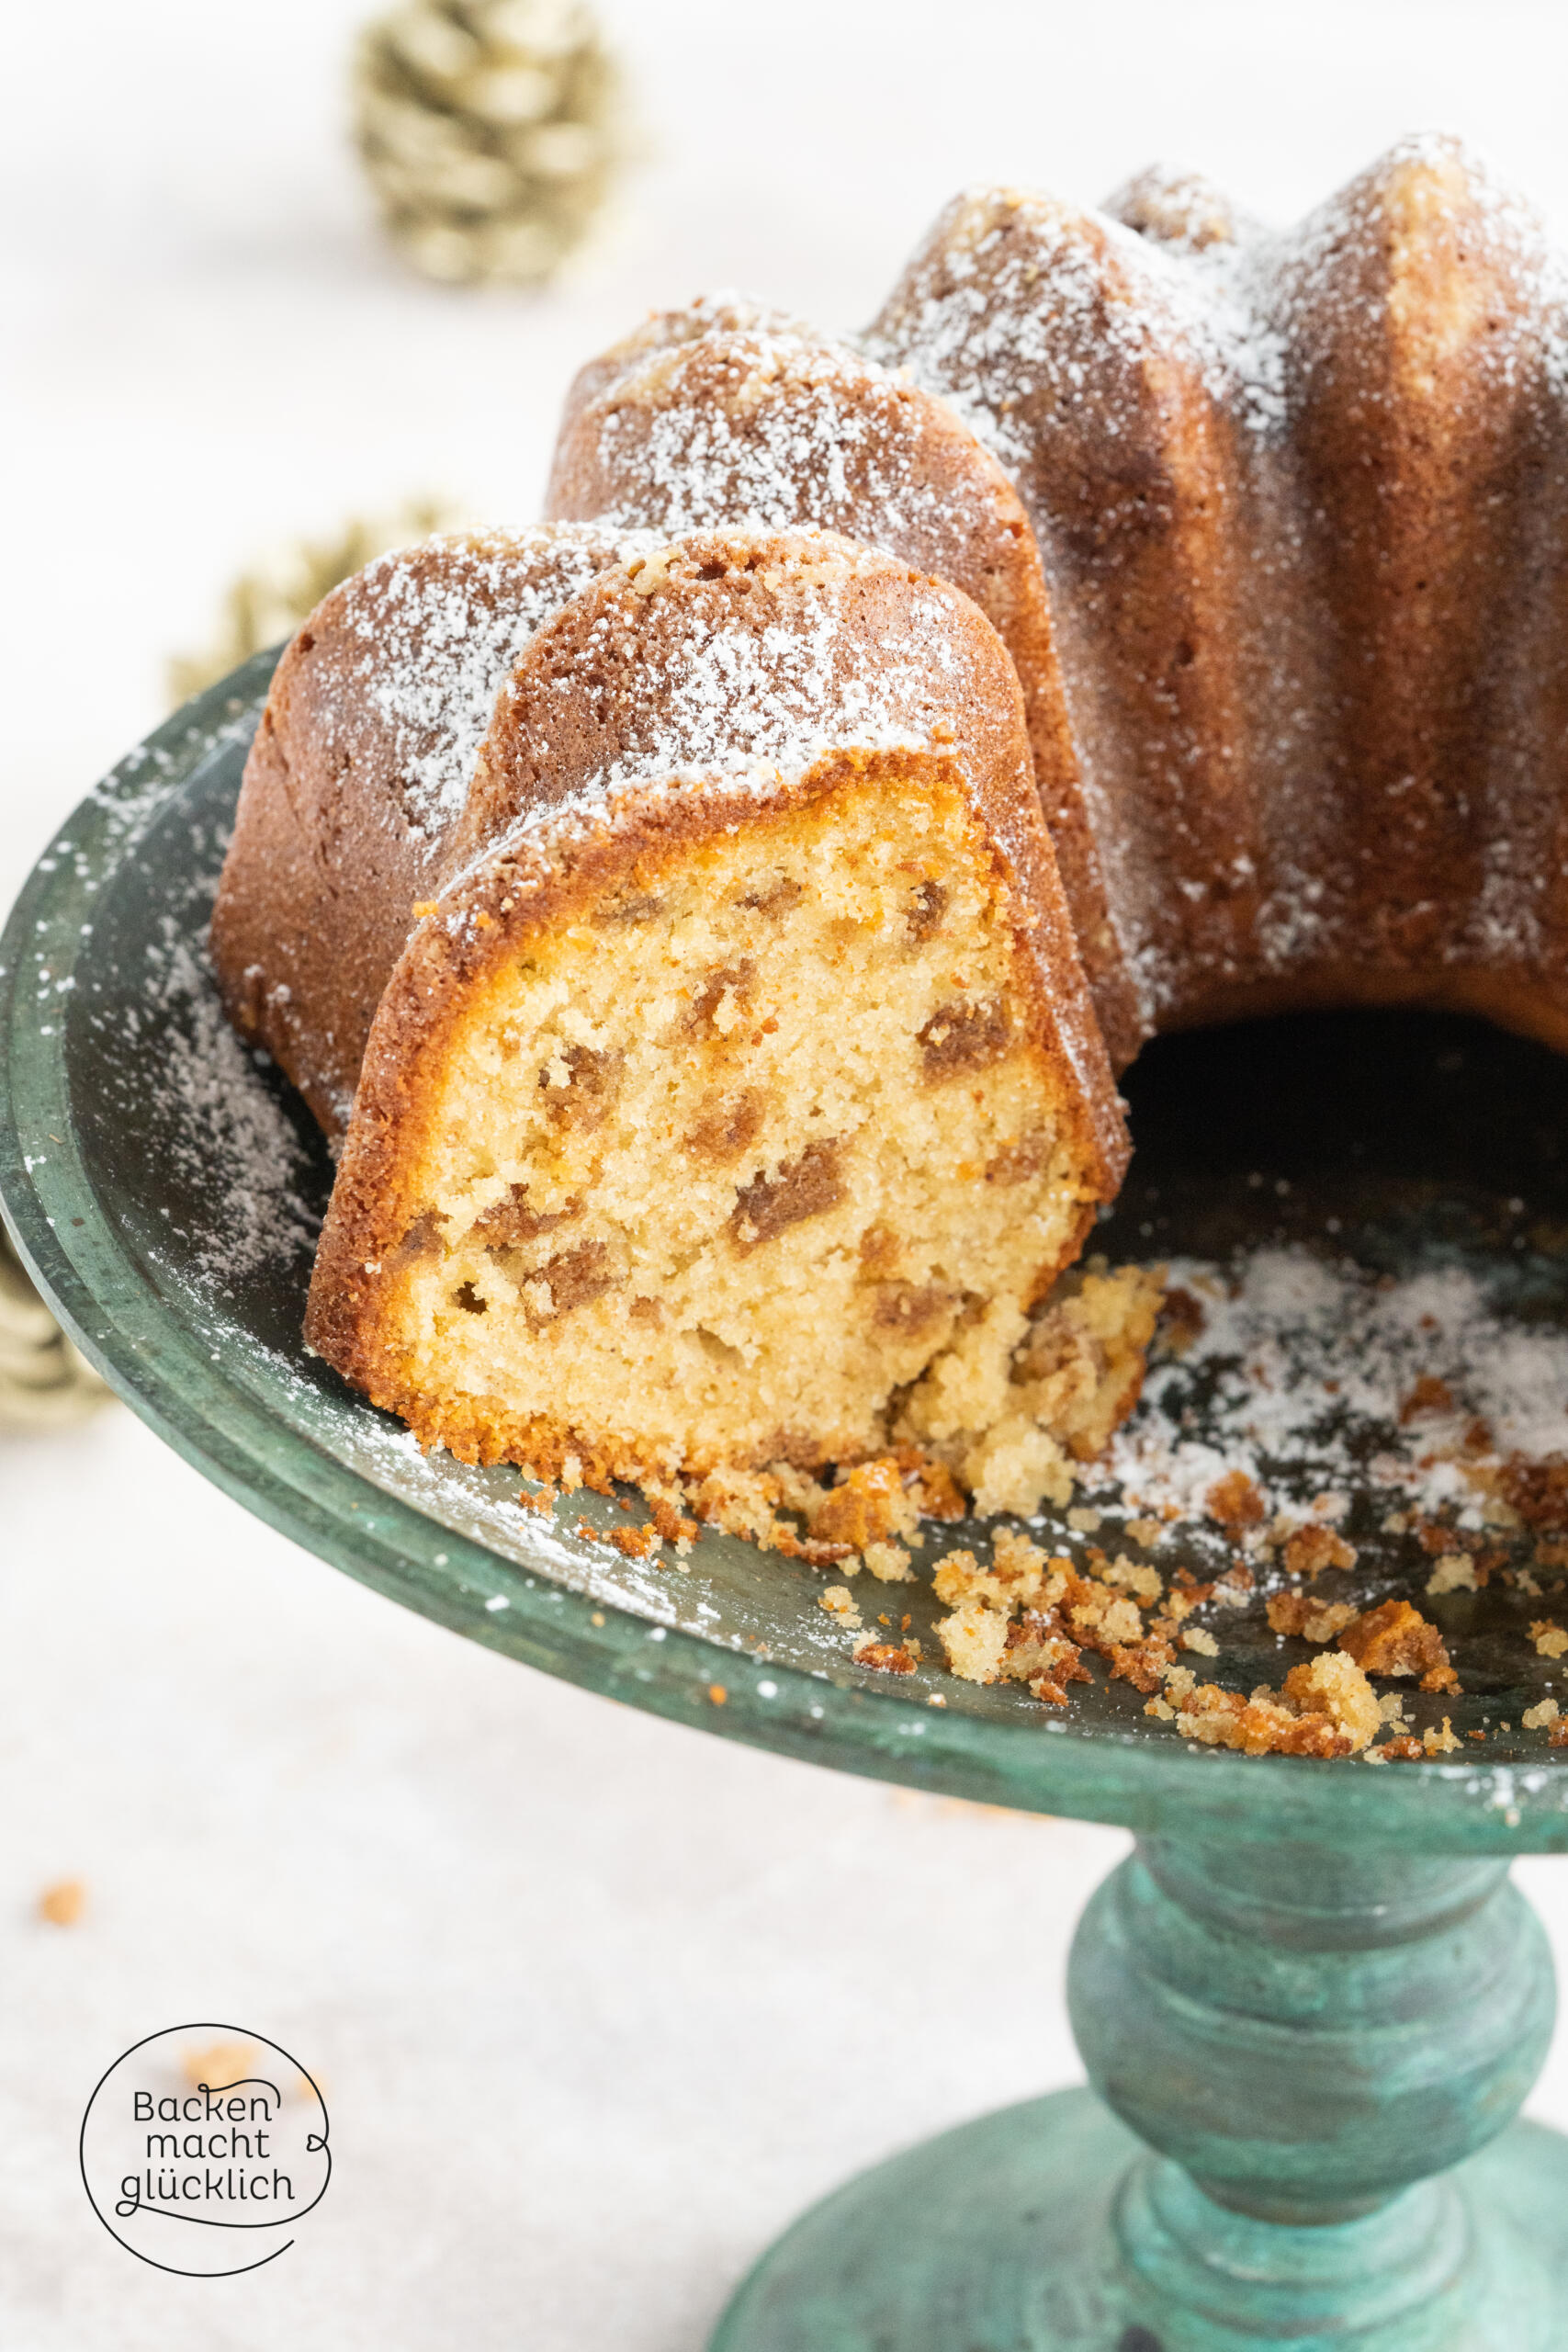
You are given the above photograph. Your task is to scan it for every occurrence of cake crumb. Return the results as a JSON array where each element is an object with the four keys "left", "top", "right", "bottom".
[
  {"left": 608, "top": 1521, "right": 660, "bottom": 1559},
  {"left": 853, "top": 1637, "right": 919, "bottom": 1673},
  {"left": 818, "top": 1586, "right": 863, "bottom": 1629},
  {"left": 1281, "top": 1651, "right": 1382, "bottom": 1750},
  {"left": 1531, "top": 1621, "right": 1568, "bottom": 1659},
  {"left": 1158, "top": 1286, "right": 1206, "bottom": 1355},
  {"left": 1400, "top": 1375, "right": 1455, "bottom": 1423},
  {"left": 1267, "top": 1594, "right": 1358, "bottom": 1644},
  {"left": 1181, "top": 1627, "right": 1220, "bottom": 1657},
  {"left": 1499, "top": 1455, "right": 1568, "bottom": 1533},
  {"left": 861, "top": 1540, "right": 913, "bottom": 1583},
  {"left": 1282, "top": 1523, "right": 1357, "bottom": 1579},
  {"left": 1206, "top": 1470, "right": 1265, "bottom": 1530},
  {"left": 1426, "top": 1553, "right": 1477, "bottom": 1596},
  {"left": 1338, "top": 1600, "right": 1460, "bottom": 1694},
  {"left": 1099, "top": 1549, "right": 1163, "bottom": 1602},
  {"left": 936, "top": 1597, "right": 1010, "bottom": 1684},
  {"left": 899, "top": 1260, "right": 1164, "bottom": 1518},
  {"left": 811, "top": 1457, "right": 917, "bottom": 1551},
  {"left": 38, "top": 1879, "right": 86, "bottom": 1928},
  {"left": 1167, "top": 1651, "right": 1379, "bottom": 1757}
]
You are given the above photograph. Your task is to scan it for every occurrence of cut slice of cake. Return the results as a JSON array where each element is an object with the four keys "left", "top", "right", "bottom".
[{"left": 305, "top": 528, "right": 1128, "bottom": 1486}]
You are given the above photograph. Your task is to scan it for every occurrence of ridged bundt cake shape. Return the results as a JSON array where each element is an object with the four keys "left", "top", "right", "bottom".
[
  {"left": 544, "top": 311, "right": 1138, "bottom": 1062},
  {"left": 554, "top": 290, "right": 814, "bottom": 445},
  {"left": 209, "top": 521, "right": 673, "bottom": 1134},
  {"left": 864, "top": 133, "right": 1568, "bottom": 1057},
  {"left": 300, "top": 527, "right": 1126, "bottom": 1485},
  {"left": 552, "top": 138, "right": 1568, "bottom": 1067}
]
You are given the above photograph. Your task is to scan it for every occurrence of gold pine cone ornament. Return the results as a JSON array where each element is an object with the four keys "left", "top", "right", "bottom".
[
  {"left": 0, "top": 1227, "right": 111, "bottom": 1430},
  {"left": 354, "top": 0, "right": 628, "bottom": 286}
]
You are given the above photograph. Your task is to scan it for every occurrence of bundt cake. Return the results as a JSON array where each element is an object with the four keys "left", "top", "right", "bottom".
[
  {"left": 211, "top": 132, "right": 1568, "bottom": 1530},
  {"left": 280, "top": 527, "right": 1125, "bottom": 1487}
]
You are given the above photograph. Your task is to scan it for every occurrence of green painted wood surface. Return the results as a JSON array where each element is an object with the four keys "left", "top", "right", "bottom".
[
  {"left": 6, "top": 666, "right": 1568, "bottom": 2346},
  {"left": 1068, "top": 1841, "right": 1556, "bottom": 2222},
  {"left": 710, "top": 2086, "right": 1568, "bottom": 2349}
]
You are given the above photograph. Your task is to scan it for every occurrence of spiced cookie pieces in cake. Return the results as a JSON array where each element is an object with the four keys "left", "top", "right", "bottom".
[
  {"left": 305, "top": 528, "right": 1127, "bottom": 1487},
  {"left": 545, "top": 307, "right": 1140, "bottom": 1069},
  {"left": 209, "top": 522, "right": 655, "bottom": 1133}
]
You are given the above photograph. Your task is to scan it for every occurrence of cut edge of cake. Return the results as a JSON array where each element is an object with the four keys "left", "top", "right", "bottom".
[{"left": 307, "top": 741, "right": 1126, "bottom": 1489}]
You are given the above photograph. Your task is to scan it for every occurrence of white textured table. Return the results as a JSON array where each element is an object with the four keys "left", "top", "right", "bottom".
[{"left": 5, "top": 3, "right": 1568, "bottom": 2344}]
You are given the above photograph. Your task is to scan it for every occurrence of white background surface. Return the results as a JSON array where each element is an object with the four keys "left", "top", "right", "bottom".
[{"left": 6, "top": 4, "right": 1568, "bottom": 2345}]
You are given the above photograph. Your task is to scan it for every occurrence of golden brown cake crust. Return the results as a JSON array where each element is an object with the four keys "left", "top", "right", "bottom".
[
  {"left": 867, "top": 184, "right": 1267, "bottom": 1041},
  {"left": 544, "top": 314, "right": 1142, "bottom": 1066},
  {"left": 209, "top": 523, "right": 655, "bottom": 1132},
  {"left": 553, "top": 291, "right": 812, "bottom": 446},
  {"left": 306, "top": 529, "right": 1129, "bottom": 1476},
  {"left": 867, "top": 135, "right": 1568, "bottom": 1056}
]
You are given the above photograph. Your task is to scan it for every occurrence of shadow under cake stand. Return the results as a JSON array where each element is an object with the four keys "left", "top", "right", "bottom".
[{"left": 5, "top": 658, "right": 1568, "bottom": 2349}]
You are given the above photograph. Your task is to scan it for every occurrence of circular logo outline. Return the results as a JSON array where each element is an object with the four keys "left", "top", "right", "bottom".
[{"left": 80, "top": 2021, "right": 332, "bottom": 2277}]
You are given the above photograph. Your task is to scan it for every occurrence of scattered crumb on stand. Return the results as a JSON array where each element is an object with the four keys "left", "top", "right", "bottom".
[{"left": 525, "top": 1244, "right": 1568, "bottom": 1763}]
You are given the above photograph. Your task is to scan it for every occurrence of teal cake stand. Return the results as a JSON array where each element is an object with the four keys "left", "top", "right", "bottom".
[{"left": 6, "top": 661, "right": 1568, "bottom": 2349}]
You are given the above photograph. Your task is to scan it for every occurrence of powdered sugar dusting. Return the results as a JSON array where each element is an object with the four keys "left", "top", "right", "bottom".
[
  {"left": 867, "top": 134, "right": 1568, "bottom": 472},
  {"left": 1269, "top": 130, "right": 1568, "bottom": 403},
  {"left": 1101, "top": 1246, "right": 1568, "bottom": 1540},
  {"left": 134, "top": 915, "right": 321, "bottom": 1290},
  {"left": 581, "top": 591, "right": 959, "bottom": 802},
  {"left": 479, "top": 546, "right": 993, "bottom": 872},
  {"left": 568, "top": 331, "right": 988, "bottom": 548},
  {"left": 865, "top": 134, "right": 1568, "bottom": 1030},
  {"left": 330, "top": 525, "right": 658, "bottom": 839},
  {"left": 863, "top": 183, "right": 1289, "bottom": 475}
]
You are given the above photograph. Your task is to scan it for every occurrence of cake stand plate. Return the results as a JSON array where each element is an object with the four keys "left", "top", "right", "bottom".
[{"left": 5, "top": 662, "right": 1568, "bottom": 2349}]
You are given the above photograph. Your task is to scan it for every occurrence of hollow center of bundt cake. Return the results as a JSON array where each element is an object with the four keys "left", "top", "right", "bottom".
[{"left": 385, "top": 767, "right": 1097, "bottom": 1481}]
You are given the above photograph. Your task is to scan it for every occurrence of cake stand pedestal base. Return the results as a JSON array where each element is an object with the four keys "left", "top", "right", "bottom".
[
  {"left": 711, "top": 2088, "right": 1568, "bottom": 2351},
  {"left": 714, "top": 1837, "right": 1564, "bottom": 2350}
]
